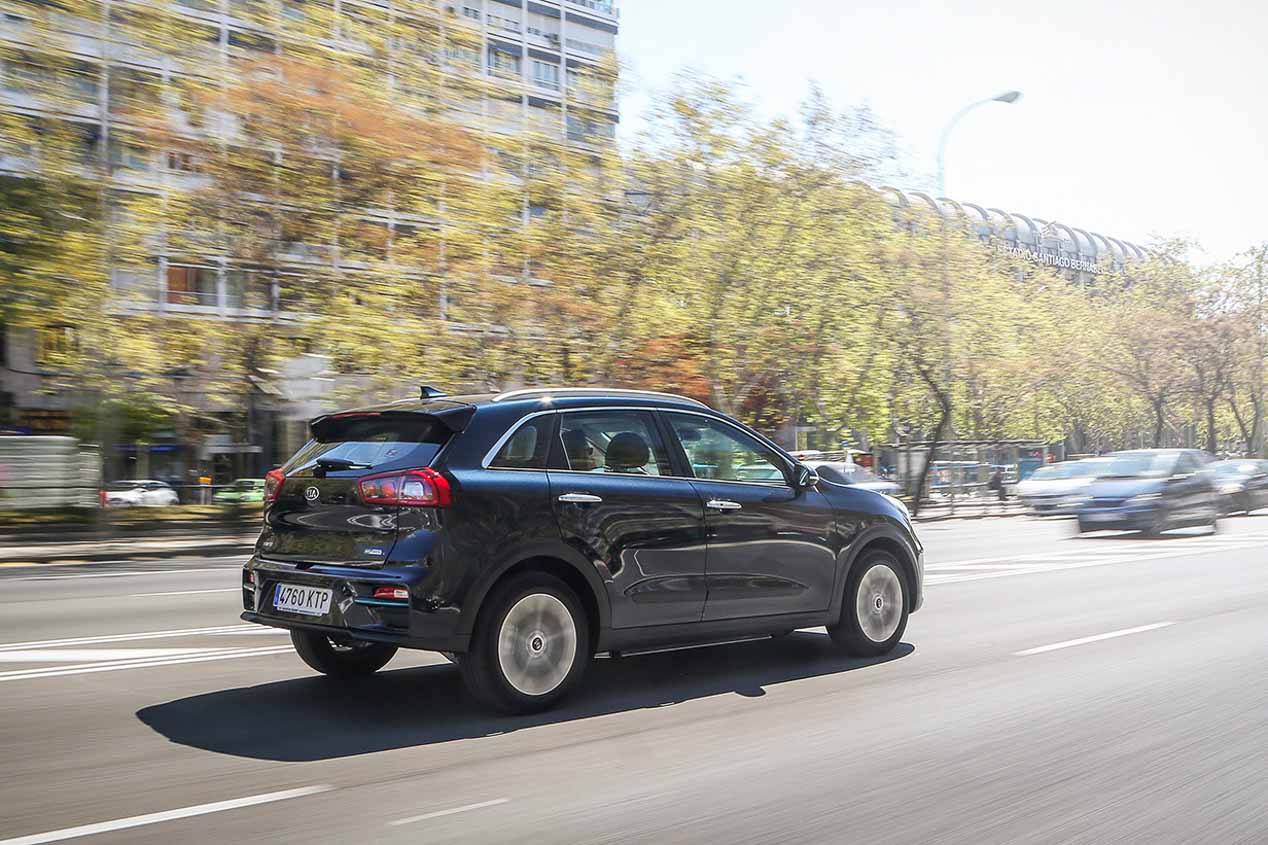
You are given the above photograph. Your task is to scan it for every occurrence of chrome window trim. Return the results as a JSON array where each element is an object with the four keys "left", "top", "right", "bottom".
[{"left": 481, "top": 404, "right": 797, "bottom": 491}]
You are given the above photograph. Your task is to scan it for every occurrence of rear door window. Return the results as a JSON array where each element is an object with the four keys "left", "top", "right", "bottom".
[{"left": 555, "top": 411, "right": 673, "bottom": 476}]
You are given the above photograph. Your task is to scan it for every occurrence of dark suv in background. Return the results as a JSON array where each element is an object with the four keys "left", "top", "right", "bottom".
[
  {"left": 1074, "top": 448, "right": 1219, "bottom": 536},
  {"left": 242, "top": 387, "right": 923, "bottom": 714}
]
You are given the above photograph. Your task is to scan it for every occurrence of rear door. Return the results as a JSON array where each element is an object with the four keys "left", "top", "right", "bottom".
[
  {"left": 548, "top": 409, "right": 707, "bottom": 628},
  {"left": 661, "top": 412, "right": 838, "bottom": 622},
  {"left": 260, "top": 413, "right": 452, "bottom": 565}
]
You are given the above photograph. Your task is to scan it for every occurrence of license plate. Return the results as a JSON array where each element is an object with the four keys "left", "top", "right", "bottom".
[
  {"left": 1086, "top": 512, "right": 1118, "bottom": 522},
  {"left": 274, "top": 583, "right": 332, "bottom": 617}
]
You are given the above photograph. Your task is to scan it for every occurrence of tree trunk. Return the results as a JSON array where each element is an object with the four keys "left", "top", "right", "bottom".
[
  {"left": 1205, "top": 398, "right": 1218, "bottom": 454},
  {"left": 1151, "top": 400, "right": 1166, "bottom": 448},
  {"left": 909, "top": 392, "right": 952, "bottom": 517}
]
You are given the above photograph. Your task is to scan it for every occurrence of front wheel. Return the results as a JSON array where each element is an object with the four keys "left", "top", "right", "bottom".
[
  {"left": 290, "top": 630, "right": 398, "bottom": 677},
  {"left": 461, "top": 572, "right": 590, "bottom": 714},
  {"left": 829, "top": 553, "right": 909, "bottom": 657}
]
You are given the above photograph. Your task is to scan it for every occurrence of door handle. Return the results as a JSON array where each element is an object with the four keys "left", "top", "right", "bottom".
[
  {"left": 706, "top": 499, "right": 742, "bottom": 511},
  {"left": 558, "top": 492, "right": 603, "bottom": 504}
]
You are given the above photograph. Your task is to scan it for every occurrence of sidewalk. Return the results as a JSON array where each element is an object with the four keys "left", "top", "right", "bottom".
[{"left": 911, "top": 499, "right": 1026, "bottom": 521}]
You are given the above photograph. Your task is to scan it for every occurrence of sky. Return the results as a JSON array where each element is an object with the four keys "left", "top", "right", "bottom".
[{"left": 615, "top": 0, "right": 1268, "bottom": 262}]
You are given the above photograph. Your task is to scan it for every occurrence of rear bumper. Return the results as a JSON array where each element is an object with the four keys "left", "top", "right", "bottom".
[{"left": 241, "top": 556, "right": 467, "bottom": 653}]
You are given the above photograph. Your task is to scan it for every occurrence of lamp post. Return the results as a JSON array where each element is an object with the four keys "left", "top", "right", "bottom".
[{"left": 935, "top": 90, "right": 1022, "bottom": 196}]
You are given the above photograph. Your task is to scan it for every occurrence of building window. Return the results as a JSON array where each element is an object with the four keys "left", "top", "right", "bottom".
[
  {"left": 531, "top": 59, "right": 559, "bottom": 90},
  {"left": 166, "top": 265, "right": 219, "bottom": 307},
  {"left": 461, "top": 5, "right": 480, "bottom": 19},
  {"left": 488, "top": 46, "right": 519, "bottom": 78},
  {"left": 166, "top": 151, "right": 202, "bottom": 173},
  {"left": 35, "top": 325, "right": 78, "bottom": 367},
  {"left": 225, "top": 268, "right": 274, "bottom": 310}
]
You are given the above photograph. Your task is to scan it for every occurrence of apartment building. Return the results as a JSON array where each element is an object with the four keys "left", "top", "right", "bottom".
[{"left": 0, "top": 0, "right": 620, "bottom": 481}]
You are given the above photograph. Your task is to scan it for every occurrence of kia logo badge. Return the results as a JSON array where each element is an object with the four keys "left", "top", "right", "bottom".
[{"left": 305, "top": 486, "right": 320, "bottom": 502}]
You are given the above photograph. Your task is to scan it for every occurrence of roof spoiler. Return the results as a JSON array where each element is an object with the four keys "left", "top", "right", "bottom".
[{"left": 310, "top": 404, "right": 474, "bottom": 439}]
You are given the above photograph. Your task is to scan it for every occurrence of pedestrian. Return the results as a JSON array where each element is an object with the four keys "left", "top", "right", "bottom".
[{"left": 988, "top": 468, "right": 1006, "bottom": 502}]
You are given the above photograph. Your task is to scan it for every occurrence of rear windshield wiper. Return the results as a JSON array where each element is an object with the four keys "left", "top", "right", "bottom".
[{"left": 314, "top": 457, "right": 373, "bottom": 471}]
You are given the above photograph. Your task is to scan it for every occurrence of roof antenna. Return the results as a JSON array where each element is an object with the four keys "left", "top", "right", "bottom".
[{"left": 420, "top": 385, "right": 447, "bottom": 399}]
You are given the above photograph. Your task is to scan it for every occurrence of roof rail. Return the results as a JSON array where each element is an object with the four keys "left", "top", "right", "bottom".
[{"left": 492, "top": 386, "right": 708, "bottom": 407}]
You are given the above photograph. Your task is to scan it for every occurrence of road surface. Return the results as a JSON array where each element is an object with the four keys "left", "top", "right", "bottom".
[{"left": 0, "top": 516, "right": 1265, "bottom": 844}]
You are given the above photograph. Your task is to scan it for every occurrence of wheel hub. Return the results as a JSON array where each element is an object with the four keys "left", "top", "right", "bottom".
[
  {"left": 856, "top": 563, "right": 903, "bottom": 644},
  {"left": 497, "top": 593, "right": 578, "bottom": 696}
]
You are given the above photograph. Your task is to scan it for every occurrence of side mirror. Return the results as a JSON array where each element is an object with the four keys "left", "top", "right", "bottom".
[{"left": 795, "top": 464, "right": 820, "bottom": 489}]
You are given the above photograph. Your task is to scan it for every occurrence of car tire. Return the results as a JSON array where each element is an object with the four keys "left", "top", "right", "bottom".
[
  {"left": 290, "top": 630, "right": 398, "bottom": 678},
  {"left": 460, "top": 572, "right": 590, "bottom": 715},
  {"left": 829, "top": 551, "right": 909, "bottom": 658}
]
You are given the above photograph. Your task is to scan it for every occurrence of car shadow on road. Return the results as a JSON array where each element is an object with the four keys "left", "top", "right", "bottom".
[{"left": 137, "top": 632, "right": 913, "bottom": 761}]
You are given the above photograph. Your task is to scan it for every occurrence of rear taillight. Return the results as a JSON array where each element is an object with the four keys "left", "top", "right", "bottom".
[
  {"left": 358, "top": 467, "right": 451, "bottom": 507},
  {"left": 264, "top": 468, "right": 285, "bottom": 503},
  {"left": 372, "top": 586, "right": 409, "bottom": 601}
]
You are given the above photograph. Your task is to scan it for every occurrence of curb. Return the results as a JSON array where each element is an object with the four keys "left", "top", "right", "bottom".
[
  {"left": 0, "top": 542, "right": 257, "bottom": 567},
  {"left": 913, "top": 509, "right": 1026, "bottom": 522}
]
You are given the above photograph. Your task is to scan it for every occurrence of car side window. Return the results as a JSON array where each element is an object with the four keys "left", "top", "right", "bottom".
[
  {"left": 490, "top": 416, "right": 552, "bottom": 469},
  {"left": 664, "top": 414, "right": 788, "bottom": 485},
  {"left": 557, "top": 411, "right": 672, "bottom": 476}
]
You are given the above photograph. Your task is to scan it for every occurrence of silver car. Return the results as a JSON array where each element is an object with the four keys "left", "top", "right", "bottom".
[{"left": 1016, "top": 458, "right": 1109, "bottom": 516}]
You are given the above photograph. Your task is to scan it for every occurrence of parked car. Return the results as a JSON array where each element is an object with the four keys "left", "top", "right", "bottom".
[
  {"left": 1073, "top": 449, "right": 1218, "bottom": 536},
  {"left": 242, "top": 387, "right": 924, "bottom": 714},
  {"left": 103, "top": 479, "right": 180, "bottom": 508},
  {"left": 1015, "top": 457, "right": 1110, "bottom": 516},
  {"left": 213, "top": 477, "right": 267, "bottom": 504},
  {"left": 802, "top": 460, "right": 902, "bottom": 496},
  {"left": 1210, "top": 459, "right": 1268, "bottom": 515}
]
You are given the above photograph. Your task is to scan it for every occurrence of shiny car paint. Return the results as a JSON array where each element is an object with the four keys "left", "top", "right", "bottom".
[{"left": 243, "top": 391, "right": 923, "bottom": 657}]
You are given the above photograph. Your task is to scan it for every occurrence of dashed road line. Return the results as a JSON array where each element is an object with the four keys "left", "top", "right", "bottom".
[
  {"left": 1014, "top": 622, "right": 1175, "bottom": 656},
  {"left": 0, "top": 785, "right": 331, "bottom": 845},
  {"left": 389, "top": 798, "right": 510, "bottom": 827},
  {"left": 128, "top": 588, "right": 239, "bottom": 597}
]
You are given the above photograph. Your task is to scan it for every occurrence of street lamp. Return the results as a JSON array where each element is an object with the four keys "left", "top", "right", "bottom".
[{"left": 935, "top": 90, "right": 1022, "bottom": 196}]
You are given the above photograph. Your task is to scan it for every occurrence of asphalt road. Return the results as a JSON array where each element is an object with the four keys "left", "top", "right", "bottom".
[{"left": 0, "top": 516, "right": 1265, "bottom": 844}]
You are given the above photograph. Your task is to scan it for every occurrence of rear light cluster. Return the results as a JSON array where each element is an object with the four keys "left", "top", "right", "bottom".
[
  {"left": 264, "top": 468, "right": 285, "bottom": 503},
  {"left": 358, "top": 468, "right": 452, "bottom": 508},
  {"left": 372, "top": 586, "right": 409, "bottom": 601}
]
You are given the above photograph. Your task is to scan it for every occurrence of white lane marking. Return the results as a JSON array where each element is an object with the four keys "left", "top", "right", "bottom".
[
  {"left": 128, "top": 588, "right": 239, "bottom": 597},
  {"left": 928, "top": 539, "right": 1268, "bottom": 586},
  {"left": 0, "top": 785, "right": 331, "bottom": 845},
  {"left": 1014, "top": 622, "right": 1175, "bottom": 656},
  {"left": 13, "top": 567, "right": 242, "bottom": 581},
  {"left": 389, "top": 799, "right": 510, "bottom": 827},
  {"left": 0, "top": 625, "right": 254, "bottom": 651},
  {"left": 0, "top": 645, "right": 295, "bottom": 682},
  {"left": 0, "top": 648, "right": 238, "bottom": 663}
]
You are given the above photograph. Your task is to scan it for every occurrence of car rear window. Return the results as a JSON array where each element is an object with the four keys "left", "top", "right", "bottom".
[{"left": 286, "top": 414, "right": 451, "bottom": 474}]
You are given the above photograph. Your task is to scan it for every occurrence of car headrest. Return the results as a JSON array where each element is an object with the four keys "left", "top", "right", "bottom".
[{"left": 606, "top": 431, "right": 650, "bottom": 471}]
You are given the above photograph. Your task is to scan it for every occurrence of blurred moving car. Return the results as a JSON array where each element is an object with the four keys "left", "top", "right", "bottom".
[
  {"left": 1210, "top": 459, "right": 1268, "bottom": 515},
  {"left": 103, "top": 479, "right": 180, "bottom": 507},
  {"left": 213, "top": 477, "right": 267, "bottom": 504},
  {"left": 802, "top": 460, "right": 902, "bottom": 496},
  {"left": 1015, "top": 458, "right": 1109, "bottom": 515},
  {"left": 1073, "top": 449, "right": 1218, "bottom": 535}
]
